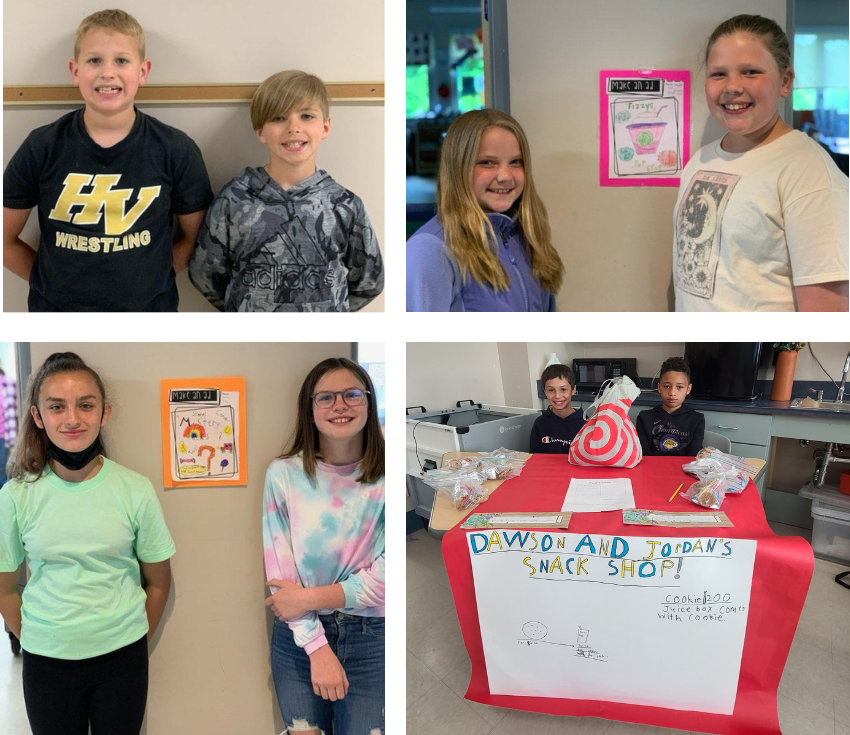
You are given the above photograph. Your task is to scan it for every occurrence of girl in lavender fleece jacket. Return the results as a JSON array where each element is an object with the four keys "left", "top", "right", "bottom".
[{"left": 263, "top": 357, "right": 384, "bottom": 735}]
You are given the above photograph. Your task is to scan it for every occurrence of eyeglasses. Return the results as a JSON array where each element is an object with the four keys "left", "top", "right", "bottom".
[{"left": 312, "top": 388, "right": 370, "bottom": 409}]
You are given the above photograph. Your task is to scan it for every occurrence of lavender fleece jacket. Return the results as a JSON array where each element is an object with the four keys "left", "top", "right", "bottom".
[{"left": 406, "top": 213, "right": 556, "bottom": 312}]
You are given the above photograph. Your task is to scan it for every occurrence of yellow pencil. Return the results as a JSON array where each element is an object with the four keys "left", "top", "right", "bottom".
[{"left": 668, "top": 483, "right": 684, "bottom": 502}]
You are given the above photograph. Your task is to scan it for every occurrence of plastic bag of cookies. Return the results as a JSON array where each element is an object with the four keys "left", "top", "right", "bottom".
[
  {"left": 422, "top": 468, "right": 489, "bottom": 511},
  {"left": 682, "top": 474, "right": 728, "bottom": 510},
  {"left": 477, "top": 458, "right": 526, "bottom": 481}
]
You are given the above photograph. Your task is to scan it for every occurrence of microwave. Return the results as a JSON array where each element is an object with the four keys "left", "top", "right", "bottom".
[{"left": 573, "top": 358, "right": 638, "bottom": 390}]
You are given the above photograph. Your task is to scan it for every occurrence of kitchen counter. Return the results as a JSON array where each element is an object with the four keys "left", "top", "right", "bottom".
[
  {"left": 571, "top": 387, "right": 850, "bottom": 531},
  {"left": 573, "top": 391, "right": 850, "bottom": 420}
]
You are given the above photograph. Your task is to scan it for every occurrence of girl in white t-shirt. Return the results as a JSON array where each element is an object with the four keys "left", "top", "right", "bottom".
[{"left": 674, "top": 14, "right": 848, "bottom": 312}]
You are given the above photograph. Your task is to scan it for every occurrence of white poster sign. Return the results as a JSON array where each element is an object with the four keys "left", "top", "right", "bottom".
[{"left": 468, "top": 531, "right": 756, "bottom": 714}]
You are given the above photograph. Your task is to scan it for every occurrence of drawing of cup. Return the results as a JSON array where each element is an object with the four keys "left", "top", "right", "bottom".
[{"left": 625, "top": 122, "right": 667, "bottom": 154}]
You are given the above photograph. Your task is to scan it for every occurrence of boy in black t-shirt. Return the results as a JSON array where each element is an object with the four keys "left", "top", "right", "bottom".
[
  {"left": 529, "top": 364, "right": 586, "bottom": 454},
  {"left": 635, "top": 357, "right": 705, "bottom": 456},
  {"left": 2, "top": 9, "right": 213, "bottom": 311}
]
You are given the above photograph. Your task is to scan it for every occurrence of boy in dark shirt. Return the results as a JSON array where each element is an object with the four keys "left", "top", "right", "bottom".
[
  {"left": 635, "top": 357, "right": 705, "bottom": 456},
  {"left": 529, "top": 364, "right": 586, "bottom": 454},
  {"left": 3, "top": 9, "right": 213, "bottom": 311},
  {"left": 189, "top": 70, "right": 383, "bottom": 311}
]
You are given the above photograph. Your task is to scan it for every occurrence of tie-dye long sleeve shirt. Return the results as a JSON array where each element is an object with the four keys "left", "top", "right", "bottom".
[{"left": 262, "top": 455, "right": 385, "bottom": 654}]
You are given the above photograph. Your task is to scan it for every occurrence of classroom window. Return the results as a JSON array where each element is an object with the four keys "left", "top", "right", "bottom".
[
  {"left": 356, "top": 343, "right": 385, "bottom": 431},
  {"left": 450, "top": 32, "right": 484, "bottom": 114},
  {"left": 793, "top": 31, "right": 849, "bottom": 136},
  {"left": 407, "top": 30, "right": 432, "bottom": 118},
  {"left": 407, "top": 64, "right": 431, "bottom": 118}
]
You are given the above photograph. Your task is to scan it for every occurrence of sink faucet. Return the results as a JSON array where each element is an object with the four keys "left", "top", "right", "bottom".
[
  {"left": 813, "top": 442, "right": 850, "bottom": 487},
  {"left": 838, "top": 351, "right": 850, "bottom": 403}
]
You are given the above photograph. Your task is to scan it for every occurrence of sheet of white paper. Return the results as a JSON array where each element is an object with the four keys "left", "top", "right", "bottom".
[
  {"left": 467, "top": 531, "right": 757, "bottom": 714},
  {"left": 562, "top": 478, "right": 635, "bottom": 512}
]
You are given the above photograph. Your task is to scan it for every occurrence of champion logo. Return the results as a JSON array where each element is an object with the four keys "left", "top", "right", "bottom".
[{"left": 542, "top": 436, "right": 571, "bottom": 446}]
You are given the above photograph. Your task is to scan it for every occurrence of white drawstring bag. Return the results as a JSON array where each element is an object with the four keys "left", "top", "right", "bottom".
[{"left": 569, "top": 376, "right": 643, "bottom": 468}]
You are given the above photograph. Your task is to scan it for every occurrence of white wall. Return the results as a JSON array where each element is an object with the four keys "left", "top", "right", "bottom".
[
  {"left": 407, "top": 343, "right": 850, "bottom": 413},
  {"left": 3, "top": 0, "right": 384, "bottom": 312},
  {"left": 406, "top": 343, "right": 505, "bottom": 410},
  {"left": 525, "top": 342, "right": 583, "bottom": 408},
  {"left": 770, "top": 342, "right": 850, "bottom": 382},
  {"left": 27, "top": 342, "right": 350, "bottom": 735}
]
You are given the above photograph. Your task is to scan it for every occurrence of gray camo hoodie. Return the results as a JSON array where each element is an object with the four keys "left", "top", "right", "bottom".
[{"left": 189, "top": 167, "right": 383, "bottom": 311}]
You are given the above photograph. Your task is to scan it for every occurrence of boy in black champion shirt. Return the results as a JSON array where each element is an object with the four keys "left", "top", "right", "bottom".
[
  {"left": 2, "top": 9, "right": 213, "bottom": 312},
  {"left": 529, "top": 364, "right": 586, "bottom": 454},
  {"left": 636, "top": 357, "right": 705, "bottom": 456}
]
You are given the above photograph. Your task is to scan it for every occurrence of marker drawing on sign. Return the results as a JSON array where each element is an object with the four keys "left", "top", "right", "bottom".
[{"left": 517, "top": 622, "right": 608, "bottom": 661}]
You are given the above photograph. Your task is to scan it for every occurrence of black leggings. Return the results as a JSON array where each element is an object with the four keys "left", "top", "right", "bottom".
[{"left": 22, "top": 637, "right": 148, "bottom": 735}]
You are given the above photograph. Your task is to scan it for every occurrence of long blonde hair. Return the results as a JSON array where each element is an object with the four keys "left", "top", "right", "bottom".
[{"left": 437, "top": 109, "right": 563, "bottom": 293}]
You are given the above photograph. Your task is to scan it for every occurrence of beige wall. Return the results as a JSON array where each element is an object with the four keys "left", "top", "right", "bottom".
[
  {"left": 3, "top": 0, "right": 384, "bottom": 312},
  {"left": 28, "top": 342, "right": 349, "bottom": 734},
  {"left": 497, "top": 342, "right": 533, "bottom": 408},
  {"left": 507, "top": 0, "right": 787, "bottom": 311}
]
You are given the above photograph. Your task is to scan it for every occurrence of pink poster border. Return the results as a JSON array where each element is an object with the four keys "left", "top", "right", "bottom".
[{"left": 599, "top": 69, "right": 691, "bottom": 187}]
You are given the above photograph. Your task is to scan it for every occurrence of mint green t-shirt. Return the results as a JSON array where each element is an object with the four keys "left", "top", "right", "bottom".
[{"left": 0, "top": 458, "right": 175, "bottom": 660}]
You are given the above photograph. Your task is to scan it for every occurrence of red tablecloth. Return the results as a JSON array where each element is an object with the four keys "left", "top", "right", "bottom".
[{"left": 442, "top": 455, "right": 813, "bottom": 735}]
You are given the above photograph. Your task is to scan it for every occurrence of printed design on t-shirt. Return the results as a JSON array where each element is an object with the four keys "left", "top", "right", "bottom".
[
  {"left": 541, "top": 436, "right": 572, "bottom": 448},
  {"left": 47, "top": 173, "right": 162, "bottom": 254},
  {"left": 675, "top": 170, "right": 741, "bottom": 298},
  {"left": 651, "top": 423, "right": 689, "bottom": 453}
]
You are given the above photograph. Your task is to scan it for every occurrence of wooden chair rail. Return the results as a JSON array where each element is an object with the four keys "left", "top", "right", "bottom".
[{"left": 4, "top": 82, "right": 384, "bottom": 104}]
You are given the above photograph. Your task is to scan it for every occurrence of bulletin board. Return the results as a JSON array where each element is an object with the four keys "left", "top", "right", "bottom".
[
  {"left": 599, "top": 69, "right": 690, "bottom": 187},
  {"left": 160, "top": 377, "right": 247, "bottom": 488},
  {"left": 468, "top": 531, "right": 756, "bottom": 714}
]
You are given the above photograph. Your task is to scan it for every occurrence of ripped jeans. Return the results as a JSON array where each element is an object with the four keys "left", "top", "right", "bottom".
[{"left": 271, "top": 613, "right": 384, "bottom": 735}]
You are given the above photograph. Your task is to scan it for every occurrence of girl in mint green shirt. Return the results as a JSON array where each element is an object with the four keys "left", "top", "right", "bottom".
[{"left": 0, "top": 352, "right": 174, "bottom": 735}]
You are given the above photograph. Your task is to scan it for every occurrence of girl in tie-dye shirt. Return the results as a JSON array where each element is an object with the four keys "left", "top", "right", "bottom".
[{"left": 263, "top": 357, "right": 384, "bottom": 735}]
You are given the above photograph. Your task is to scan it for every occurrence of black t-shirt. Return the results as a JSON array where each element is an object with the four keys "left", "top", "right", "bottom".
[
  {"left": 635, "top": 404, "right": 706, "bottom": 456},
  {"left": 529, "top": 408, "right": 586, "bottom": 454},
  {"left": 3, "top": 108, "right": 213, "bottom": 311}
]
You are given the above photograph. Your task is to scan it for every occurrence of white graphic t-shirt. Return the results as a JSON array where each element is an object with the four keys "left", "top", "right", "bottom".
[{"left": 673, "top": 130, "right": 848, "bottom": 312}]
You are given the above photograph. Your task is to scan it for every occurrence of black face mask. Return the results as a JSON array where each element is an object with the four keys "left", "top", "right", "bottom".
[
  {"left": 36, "top": 409, "right": 104, "bottom": 472},
  {"left": 46, "top": 434, "right": 104, "bottom": 472}
]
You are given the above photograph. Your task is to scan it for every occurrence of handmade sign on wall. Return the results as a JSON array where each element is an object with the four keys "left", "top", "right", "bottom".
[
  {"left": 160, "top": 377, "right": 247, "bottom": 488},
  {"left": 599, "top": 70, "right": 690, "bottom": 187},
  {"left": 468, "top": 530, "right": 756, "bottom": 714}
]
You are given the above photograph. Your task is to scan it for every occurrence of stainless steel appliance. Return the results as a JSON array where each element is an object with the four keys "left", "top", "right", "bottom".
[{"left": 573, "top": 358, "right": 638, "bottom": 390}]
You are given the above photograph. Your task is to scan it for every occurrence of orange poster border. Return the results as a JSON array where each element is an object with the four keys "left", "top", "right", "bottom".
[{"left": 160, "top": 377, "right": 248, "bottom": 488}]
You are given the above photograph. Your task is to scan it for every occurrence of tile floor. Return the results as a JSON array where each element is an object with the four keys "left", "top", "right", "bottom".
[
  {"left": 0, "top": 635, "right": 30, "bottom": 735},
  {"left": 407, "top": 523, "right": 850, "bottom": 735}
]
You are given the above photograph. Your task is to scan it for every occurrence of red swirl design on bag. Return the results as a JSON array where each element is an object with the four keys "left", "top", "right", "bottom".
[{"left": 569, "top": 396, "right": 642, "bottom": 468}]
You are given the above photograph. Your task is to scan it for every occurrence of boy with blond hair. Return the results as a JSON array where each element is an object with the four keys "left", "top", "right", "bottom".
[
  {"left": 189, "top": 70, "right": 384, "bottom": 311},
  {"left": 3, "top": 9, "right": 213, "bottom": 312}
]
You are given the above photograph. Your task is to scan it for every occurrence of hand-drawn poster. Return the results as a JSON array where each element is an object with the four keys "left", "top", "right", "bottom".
[
  {"left": 160, "top": 377, "right": 247, "bottom": 488},
  {"left": 468, "top": 531, "right": 756, "bottom": 714},
  {"left": 600, "top": 70, "right": 690, "bottom": 187}
]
